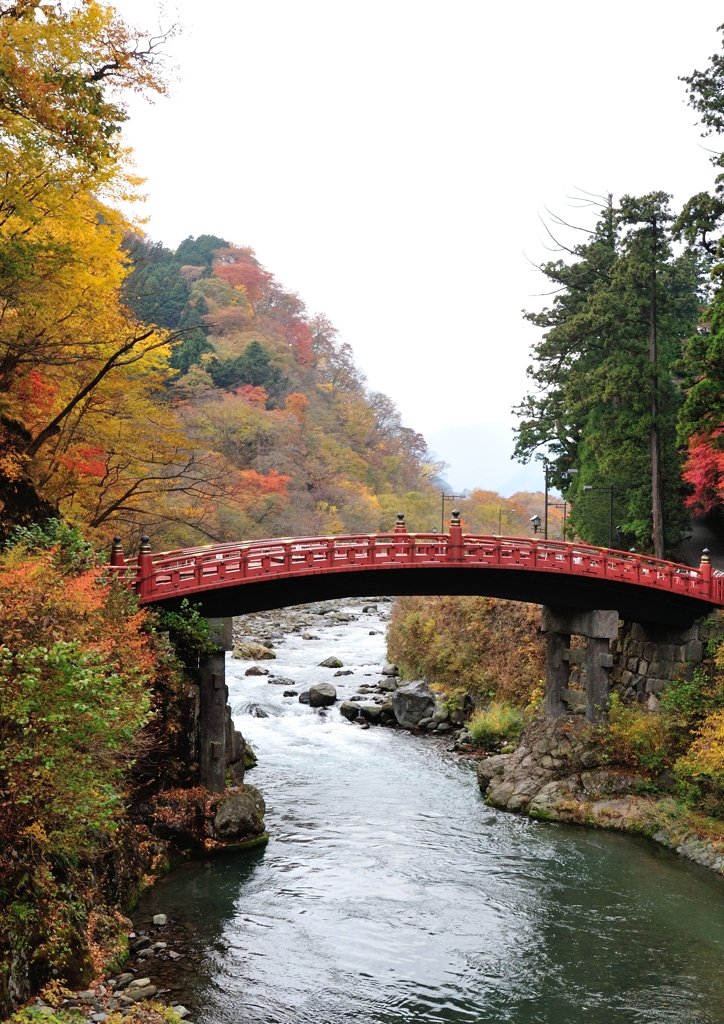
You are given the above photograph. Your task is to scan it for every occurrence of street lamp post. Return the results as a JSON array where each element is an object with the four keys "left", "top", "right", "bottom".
[{"left": 441, "top": 492, "right": 466, "bottom": 534}]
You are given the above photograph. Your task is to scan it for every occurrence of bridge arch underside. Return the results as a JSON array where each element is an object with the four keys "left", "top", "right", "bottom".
[{"left": 149, "top": 566, "right": 713, "bottom": 629}]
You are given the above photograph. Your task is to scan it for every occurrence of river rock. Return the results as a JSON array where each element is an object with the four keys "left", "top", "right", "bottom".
[
  {"left": 477, "top": 754, "right": 511, "bottom": 792},
  {"left": 128, "top": 978, "right": 152, "bottom": 990},
  {"left": 309, "top": 682, "right": 337, "bottom": 706},
  {"left": 431, "top": 705, "right": 449, "bottom": 724},
  {"left": 268, "top": 676, "right": 296, "bottom": 686},
  {"left": 298, "top": 690, "right": 311, "bottom": 704},
  {"left": 360, "top": 703, "right": 383, "bottom": 724},
  {"left": 283, "top": 689, "right": 298, "bottom": 697},
  {"left": 381, "top": 662, "right": 400, "bottom": 677},
  {"left": 378, "top": 677, "right": 399, "bottom": 692},
  {"left": 245, "top": 665, "right": 269, "bottom": 676},
  {"left": 125, "top": 985, "right": 157, "bottom": 1002},
  {"left": 233, "top": 641, "right": 276, "bottom": 660},
  {"left": 334, "top": 669, "right": 354, "bottom": 676},
  {"left": 319, "top": 656, "right": 343, "bottom": 668},
  {"left": 392, "top": 680, "right": 435, "bottom": 728},
  {"left": 362, "top": 604, "right": 377, "bottom": 612},
  {"left": 379, "top": 701, "right": 395, "bottom": 721},
  {"left": 214, "top": 785, "right": 266, "bottom": 840},
  {"left": 301, "top": 632, "right": 319, "bottom": 640},
  {"left": 340, "top": 701, "right": 359, "bottom": 721},
  {"left": 480, "top": 715, "right": 643, "bottom": 816}
]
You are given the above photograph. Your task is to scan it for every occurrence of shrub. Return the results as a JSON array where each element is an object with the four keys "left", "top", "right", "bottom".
[
  {"left": 468, "top": 702, "right": 527, "bottom": 750},
  {"left": 0, "top": 531, "right": 160, "bottom": 996},
  {"left": 601, "top": 693, "right": 682, "bottom": 773}
]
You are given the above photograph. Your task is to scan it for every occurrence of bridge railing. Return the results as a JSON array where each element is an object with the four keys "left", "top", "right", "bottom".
[{"left": 109, "top": 529, "right": 720, "bottom": 606}]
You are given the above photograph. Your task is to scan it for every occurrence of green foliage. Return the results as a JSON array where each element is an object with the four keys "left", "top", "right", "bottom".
[
  {"left": 468, "top": 703, "right": 527, "bottom": 751},
  {"left": 0, "top": 641, "right": 150, "bottom": 844},
  {"left": 659, "top": 669, "right": 724, "bottom": 725},
  {"left": 175, "top": 234, "right": 229, "bottom": 268},
  {"left": 601, "top": 693, "right": 681, "bottom": 774},
  {"left": 155, "top": 599, "right": 218, "bottom": 669},
  {"left": 208, "top": 340, "right": 289, "bottom": 398},
  {"left": 6, "top": 519, "right": 98, "bottom": 573},
  {"left": 170, "top": 296, "right": 213, "bottom": 375}
]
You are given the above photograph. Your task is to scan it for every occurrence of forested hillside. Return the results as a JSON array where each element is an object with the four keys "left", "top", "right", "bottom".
[{"left": 0, "top": 222, "right": 442, "bottom": 548}]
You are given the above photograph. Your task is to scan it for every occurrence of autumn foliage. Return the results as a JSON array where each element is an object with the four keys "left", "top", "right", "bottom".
[{"left": 387, "top": 595, "right": 546, "bottom": 707}]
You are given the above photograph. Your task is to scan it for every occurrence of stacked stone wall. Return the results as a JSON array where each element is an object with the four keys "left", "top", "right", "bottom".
[{"left": 609, "top": 611, "right": 724, "bottom": 710}]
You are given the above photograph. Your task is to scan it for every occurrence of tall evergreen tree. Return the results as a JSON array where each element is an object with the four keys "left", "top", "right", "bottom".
[{"left": 515, "top": 194, "right": 702, "bottom": 555}]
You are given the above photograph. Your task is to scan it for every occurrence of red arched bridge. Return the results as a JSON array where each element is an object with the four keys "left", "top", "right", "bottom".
[{"left": 110, "top": 513, "right": 724, "bottom": 628}]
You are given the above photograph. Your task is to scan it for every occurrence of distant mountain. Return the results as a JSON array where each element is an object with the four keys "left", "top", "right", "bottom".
[{"left": 425, "top": 422, "right": 544, "bottom": 496}]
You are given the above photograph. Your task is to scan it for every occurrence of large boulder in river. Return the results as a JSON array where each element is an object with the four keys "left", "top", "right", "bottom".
[
  {"left": 213, "top": 785, "right": 266, "bottom": 841},
  {"left": 309, "top": 682, "right": 337, "bottom": 707},
  {"left": 339, "top": 701, "right": 359, "bottom": 721},
  {"left": 392, "top": 681, "right": 435, "bottom": 729},
  {"left": 319, "top": 656, "right": 343, "bottom": 668},
  {"left": 233, "top": 641, "right": 276, "bottom": 661}
]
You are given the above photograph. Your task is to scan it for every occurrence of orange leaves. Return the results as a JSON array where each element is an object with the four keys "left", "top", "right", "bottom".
[
  {"left": 234, "top": 384, "right": 269, "bottom": 406},
  {"left": 213, "top": 253, "right": 272, "bottom": 307},
  {"left": 285, "top": 392, "right": 309, "bottom": 420},
  {"left": 238, "top": 468, "right": 290, "bottom": 496}
]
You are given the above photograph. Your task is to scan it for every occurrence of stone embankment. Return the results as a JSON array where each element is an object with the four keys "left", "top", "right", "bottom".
[{"left": 477, "top": 714, "right": 724, "bottom": 875}]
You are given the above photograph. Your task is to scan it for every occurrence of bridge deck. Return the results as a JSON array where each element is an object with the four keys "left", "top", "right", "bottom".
[{"left": 112, "top": 528, "right": 723, "bottom": 628}]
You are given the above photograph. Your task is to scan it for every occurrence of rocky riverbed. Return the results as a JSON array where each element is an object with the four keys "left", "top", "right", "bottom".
[{"left": 230, "top": 597, "right": 474, "bottom": 744}]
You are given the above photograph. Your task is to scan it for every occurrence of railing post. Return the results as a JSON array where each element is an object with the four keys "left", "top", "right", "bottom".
[
  {"left": 136, "top": 534, "right": 153, "bottom": 600},
  {"left": 110, "top": 535, "right": 126, "bottom": 568},
  {"left": 701, "top": 548, "right": 712, "bottom": 597},
  {"left": 448, "top": 509, "right": 463, "bottom": 561}
]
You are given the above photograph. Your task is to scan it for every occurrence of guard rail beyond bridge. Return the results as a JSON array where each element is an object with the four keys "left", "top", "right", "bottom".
[{"left": 110, "top": 513, "right": 724, "bottom": 629}]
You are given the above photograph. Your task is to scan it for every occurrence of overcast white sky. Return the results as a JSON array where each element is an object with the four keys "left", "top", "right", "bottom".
[{"left": 117, "top": 0, "right": 724, "bottom": 483}]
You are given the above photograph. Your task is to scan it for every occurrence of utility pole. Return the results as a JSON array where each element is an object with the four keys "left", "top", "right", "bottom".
[
  {"left": 650, "top": 214, "right": 664, "bottom": 559},
  {"left": 609, "top": 484, "right": 614, "bottom": 550},
  {"left": 544, "top": 463, "right": 550, "bottom": 540}
]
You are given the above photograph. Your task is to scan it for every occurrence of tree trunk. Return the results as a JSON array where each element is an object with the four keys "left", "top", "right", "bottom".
[{"left": 649, "top": 216, "right": 664, "bottom": 559}]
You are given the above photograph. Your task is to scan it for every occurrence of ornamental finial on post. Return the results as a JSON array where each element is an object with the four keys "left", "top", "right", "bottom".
[
  {"left": 136, "top": 535, "right": 153, "bottom": 598},
  {"left": 110, "top": 536, "right": 125, "bottom": 568},
  {"left": 450, "top": 509, "right": 461, "bottom": 528},
  {"left": 395, "top": 512, "right": 407, "bottom": 533}
]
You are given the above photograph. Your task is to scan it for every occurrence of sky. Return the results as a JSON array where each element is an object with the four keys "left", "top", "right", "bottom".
[{"left": 117, "top": 0, "right": 724, "bottom": 489}]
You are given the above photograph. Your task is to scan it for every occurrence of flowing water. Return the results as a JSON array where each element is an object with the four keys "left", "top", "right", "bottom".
[{"left": 138, "top": 601, "right": 724, "bottom": 1023}]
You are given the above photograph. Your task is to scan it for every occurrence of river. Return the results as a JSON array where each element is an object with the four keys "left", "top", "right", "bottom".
[{"left": 137, "top": 599, "right": 724, "bottom": 1023}]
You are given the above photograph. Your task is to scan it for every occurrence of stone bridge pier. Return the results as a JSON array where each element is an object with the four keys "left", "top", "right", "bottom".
[
  {"left": 542, "top": 606, "right": 719, "bottom": 721},
  {"left": 199, "top": 616, "right": 240, "bottom": 793},
  {"left": 541, "top": 607, "right": 619, "bottom": 722}
]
